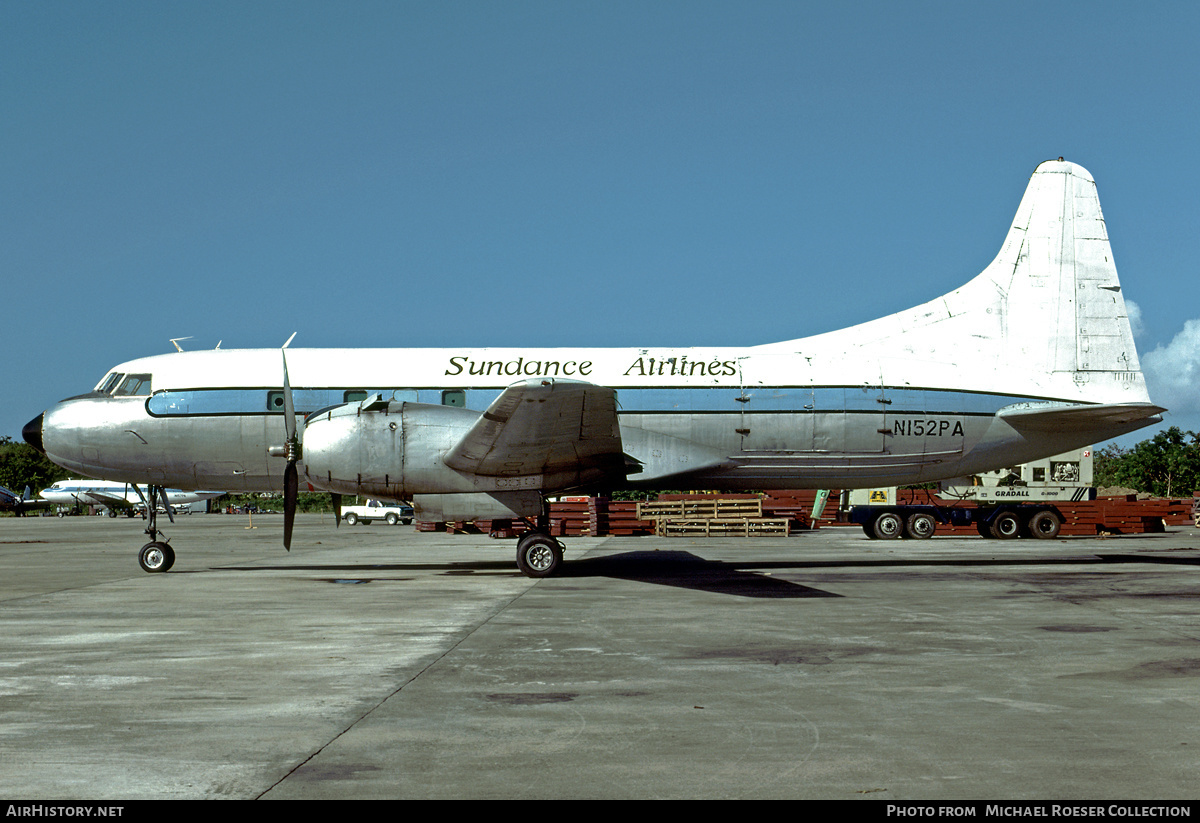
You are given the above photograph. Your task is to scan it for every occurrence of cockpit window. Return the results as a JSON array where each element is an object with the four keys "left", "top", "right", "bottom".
[
  {"left": 96, "top": 373, "right": 123, "bottom": 394},
  {"left": 112, "top": 373, "right": 152, "bottom": 396}
]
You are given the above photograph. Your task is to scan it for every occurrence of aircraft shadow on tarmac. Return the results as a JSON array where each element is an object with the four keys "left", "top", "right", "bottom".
[
  {"left": 189, "top": 545, "right": 1200, "bottom": 599},
  {"left": 203, "top": 550, "right": 836, "bottom": 598}
]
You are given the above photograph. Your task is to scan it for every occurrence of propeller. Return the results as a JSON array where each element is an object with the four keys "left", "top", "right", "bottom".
[
  {"left": 331, "top": 492, "right": 342, "bottom": 528},
  {"left": 158, "top": 486, "right": 175, "bottom": 524},
  {"left": 281, "top": 347, "right": 300, "bottom": 551}
]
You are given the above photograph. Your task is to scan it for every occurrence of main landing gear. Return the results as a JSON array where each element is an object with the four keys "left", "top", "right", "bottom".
[
  {"left": 515, "top": 516, "right": 564, "bottom": 577},
  {"left": 135, "top": 484, "right": 175, "bottom": 573}
]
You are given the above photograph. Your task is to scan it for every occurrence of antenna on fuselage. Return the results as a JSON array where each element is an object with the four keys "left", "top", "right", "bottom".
[{"left": 170, "top": 337, "right": 192, "bottom": 352}]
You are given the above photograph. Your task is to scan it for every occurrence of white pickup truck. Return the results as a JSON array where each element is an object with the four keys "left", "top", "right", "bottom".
[{"left": 341, "top": 499, "right": 414, "bottom": 526}]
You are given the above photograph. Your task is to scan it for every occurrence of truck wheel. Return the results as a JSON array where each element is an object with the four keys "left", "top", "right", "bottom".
[
  {"left": 905, "top": 512, "right": 937, "bottom": 539},
  {"left": 345, "top": 512, "right": 358, "bottom": 525},
  {"left": 385, "top": 513, "right": 398, "bottom": 525},
  {"left": 989, "top": 511, "right": 1022, "bottom": 539},
  {"left": 872, "top": 511, "right": 904, "bottom": 539},
  {"left": 1027, "top": 510, "right": 1061, "bottom": 539}
]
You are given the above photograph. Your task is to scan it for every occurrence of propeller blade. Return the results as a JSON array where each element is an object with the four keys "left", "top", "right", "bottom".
[
  {"left": 331, "top": 493, "right": 342, "bottom": 528},
  {"left": 283, "top": 462, "right": 297, "bottom": 551},
  {"left": 159, "top": 486, "right": 175, "bottom": 524},
  {"left": 281, "top": 345, "right": 300, "bottom": 551},
  {"left": 282, "top": 349, "right": 297, "bottom": 443}
]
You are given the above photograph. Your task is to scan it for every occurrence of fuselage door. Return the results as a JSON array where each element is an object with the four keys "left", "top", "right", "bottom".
[
  {"left": 812, "top": 384, "right": 888, "bottom": 454},
  {"left": 735, "top": 357, "right": 816, "bottom": 452}
]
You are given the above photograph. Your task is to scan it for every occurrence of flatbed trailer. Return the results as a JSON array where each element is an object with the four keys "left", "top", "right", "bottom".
[{"left": 849, "top": 503, "right": 1063, "bottom": 540}]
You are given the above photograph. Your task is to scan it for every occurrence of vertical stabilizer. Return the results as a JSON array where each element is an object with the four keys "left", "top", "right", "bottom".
[
  {"left": 983, "top": 159, "right": 1140, "bottom": 377},
  {"left": 772, "top": 159, "right": 1151, "bottom": 406}
]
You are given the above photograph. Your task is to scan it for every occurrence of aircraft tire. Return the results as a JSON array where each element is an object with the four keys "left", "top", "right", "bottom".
[
  {"left": 344, "top": 513, "right": 358, "bottom": 525},
  {"left": 516, "top": 534, "right": 563, "bottom": 578},
  {"left": 138, "top": 542, "right": 175, "bottom": 573},
  {"left": 1027, "top": 510, "right": 1062, "bottom": 539},
  {"left": 989, "top": 511, "right": 1022, "bottom": 540},
  {"left": 905, "top": 512, "right": 937, "bottom": 539},
  {"left": 872, "top": 511, "right": 904, "bottom": 540}
]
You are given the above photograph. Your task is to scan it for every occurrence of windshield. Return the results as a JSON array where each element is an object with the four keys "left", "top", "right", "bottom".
[
  {"left": 112, "top": 373, "right": 152, "bottom": 396},
  {"left": 95, "top": 373, "right": 123, "bottom": 394}
]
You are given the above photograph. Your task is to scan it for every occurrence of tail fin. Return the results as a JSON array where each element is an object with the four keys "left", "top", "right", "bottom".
[
  {"left": 983, "top": 159, "right": 1140, "bottom": 377},
  {"left": 775, "top": 159, "right": 1154, "bottom": 407}
]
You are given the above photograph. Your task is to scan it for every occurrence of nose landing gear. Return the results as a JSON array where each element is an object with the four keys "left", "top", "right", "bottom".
[{"left": 134, "top": 484, "right": 175, "bottom": 574}]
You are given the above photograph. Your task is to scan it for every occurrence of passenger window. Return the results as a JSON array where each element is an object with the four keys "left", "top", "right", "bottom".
[
  {"left": 344, "top": 390, "right": 368, "bottom": 403},
  {"left": 267, "top": 391, "right": 286, "bottom": 412},
  {"left": 113, "top": 374, "right": 152, "bottom": 396},
  {"left": 441, "top": 390, "right": 465, "bottom": 407}
]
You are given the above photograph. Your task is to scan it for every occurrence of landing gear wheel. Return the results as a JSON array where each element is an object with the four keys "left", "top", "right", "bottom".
[
  {"left": 905, "top": 512, "right": 937, "bottom": 539},
  {"left": 516, "top": 533, "right": 563, "bottom": 578},
  {"left": 989, "top": 511, "right": 1022, "bottom": 540},
  {"left": 139, "top": 541, "right": 175, "bottom": 573},
  {"left": 872, "top": 511, "right": 904, "bottom": 540},
  {"left": 1027, "top": 510, "right": 1062, "bottom": 539}
]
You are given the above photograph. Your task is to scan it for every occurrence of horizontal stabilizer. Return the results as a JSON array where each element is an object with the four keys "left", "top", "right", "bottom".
[{"left": 997, "top": 402, "right": 1165, "bottom": 433}]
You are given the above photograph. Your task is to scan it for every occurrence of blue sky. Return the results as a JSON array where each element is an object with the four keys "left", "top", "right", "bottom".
[{"left": 3, "top": 1, "right": 1198, "bottom": 448}]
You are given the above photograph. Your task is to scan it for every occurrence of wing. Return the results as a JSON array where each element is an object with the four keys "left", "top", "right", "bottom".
[
  {"left": 443, "top": 378, "right": 626, "bottom": 488},
  {"left": 77, "top": 490, "right": 135, "bottom": 509}
]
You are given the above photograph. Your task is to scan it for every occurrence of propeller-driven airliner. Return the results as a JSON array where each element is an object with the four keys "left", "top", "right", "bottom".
[
  {"left": 23, "top": 160, "right": 1163, "bottom": 576},
  {"left": 38, "top": 480, "right": 223, "bottom": 518}
]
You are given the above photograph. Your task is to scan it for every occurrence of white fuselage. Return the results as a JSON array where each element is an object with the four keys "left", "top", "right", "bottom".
[
  {"left": 39, "top": 479, "right": 224, "bottom": 508},
  {"left": 25, "top": 161, "right": 1163, "bottom": 501}
]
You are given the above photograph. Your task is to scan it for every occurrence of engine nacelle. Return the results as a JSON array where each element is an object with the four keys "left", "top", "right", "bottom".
[{"left": 302, "top": 399, "right": 484, "bottom": 500}]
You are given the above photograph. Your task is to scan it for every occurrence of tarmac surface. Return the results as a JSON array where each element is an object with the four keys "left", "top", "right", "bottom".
[{"left": 1, "top": 511, "right": 1199, "bottom": 800}]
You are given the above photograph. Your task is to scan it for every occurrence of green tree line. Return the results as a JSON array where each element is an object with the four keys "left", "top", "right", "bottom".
[
  {"left": 1093, "top": 426, "right": 1200, "bottom": 498},
  {"left": 0, "top": 436, "right": 69, "bottom": 498}
]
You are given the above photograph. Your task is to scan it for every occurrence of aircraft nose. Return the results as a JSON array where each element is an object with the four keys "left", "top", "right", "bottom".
[{"left": 23, "top": 413, "right": 44, "bottom": 454}]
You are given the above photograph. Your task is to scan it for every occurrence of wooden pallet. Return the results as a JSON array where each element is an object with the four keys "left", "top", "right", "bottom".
[
  {"left": 659, "top": 517, "right": 790, "bottom": 537},
  {"left": 637, "top": 498, "right": 763, "bottom": 520}
]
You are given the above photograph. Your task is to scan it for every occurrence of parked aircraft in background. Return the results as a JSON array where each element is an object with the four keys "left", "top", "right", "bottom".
[
  {"left": 0, "top": 485, "right": 55, "bottom": 516},
  {"left": 23, "top": 160, "right": 1163, "bottom": 576},
  {"left": 38, "top": 480, "right": 223, "bottom": 517}
]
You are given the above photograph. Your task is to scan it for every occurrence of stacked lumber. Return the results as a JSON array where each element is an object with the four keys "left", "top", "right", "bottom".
[
  {"left": 637, "top": 494, "right": 789, "bottom": 537},
  {"left": 760, "top": 489, "right": 842, "bottom": 530},
  {"left": 588, "top": 498, "right": 655, "bottom": 537},
  {"left": 1055, "top": 495, "right": 1193, "bottom": 535},
  {"left": 466, "top": 498, "right": 655, "bottom": 539},
  {"left": 418, "top": 491, "right": 1198, "bottom": 538}
]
